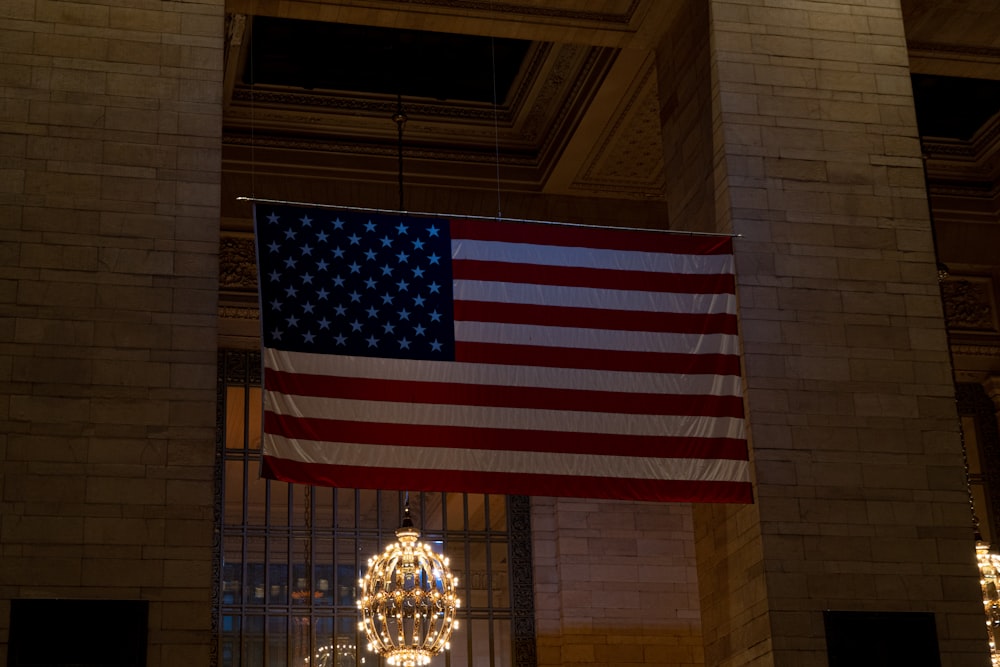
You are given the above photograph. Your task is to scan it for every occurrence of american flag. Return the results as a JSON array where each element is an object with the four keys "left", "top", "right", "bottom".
[{"left": 254, "top": 204, "right": 750, "bottom": 503}]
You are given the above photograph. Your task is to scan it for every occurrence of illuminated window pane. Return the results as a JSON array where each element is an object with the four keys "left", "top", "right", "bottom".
[
  {"left": 242, "top": 474, "right": 264, "bottom": 526},
  {"left": 226, "top": 386, "right": 247, "bottom": 449},
  {"left": 225, "top": 460, "right": 245, "bottom": 525},
  {"left": 488, "top": 495, "right": 507, "bottom": 532},
  {"left": 467, "top": 494, "right": 487, "bottom": 531},
  {"left": 270, "top": 481, "right": 290, "bottom": 527}
]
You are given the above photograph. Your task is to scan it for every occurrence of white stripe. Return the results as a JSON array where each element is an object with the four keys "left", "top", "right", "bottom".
[
  {"left": 265, "top": 348, "right": 743, "bottom": 396},
  {"left": 454, "top": 280, "right": 736, "bottom": 315},
  {"left": 265, "top": 435, "right": 750, "bottom": 483},
  {"left": 452, "top": 239, "right": 734, "bottom": 275},
  {"left": 266, "top": 393, "right": 746, "bottom": 440},
  {"left": 455, "top": 321, "right": 740, "bottom": 355}
]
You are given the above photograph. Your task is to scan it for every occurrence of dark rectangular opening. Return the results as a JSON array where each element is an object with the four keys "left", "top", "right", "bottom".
[
  {"left": 8, "top": 599, "right": 148, "bottom": 667},
  {"left": 245, "top": 17, "right": 532, "bottom": 104},
  {"left": 824, "top": 610, "right": 941, "bottom": 667}
]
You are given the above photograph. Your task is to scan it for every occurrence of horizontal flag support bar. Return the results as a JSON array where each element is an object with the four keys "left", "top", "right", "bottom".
[{"left": 237, "top": 196, "right": 741, "bottom": 239}]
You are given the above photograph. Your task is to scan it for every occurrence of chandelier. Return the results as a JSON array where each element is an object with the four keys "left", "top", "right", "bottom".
[
  {"left": 357, "top": 504, "right": 460, "bottom": 667},
  {"left": 978, "top": 541, "right": 1000, "bottom": 665},
  {"left": 310, "top": 636, "right": 357, "bottom": 667}
]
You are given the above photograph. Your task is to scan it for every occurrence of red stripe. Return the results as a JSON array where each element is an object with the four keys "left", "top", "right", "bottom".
[
  {"left": 455, "top": 341, "right": 742, "bottom": 375},
  {"left": 262, "top": 456, "right": 754, "bottom": 504},
  {"left": 265, "top": 369, "right": 745, "bottom": 418},
  {"left": 452, "top": 259, "right": 735, "bottom": 294},
  {"left": 454, "top": 300, "right": 737, "bottom": 335},
  {"left": 264, "top": 412, "right": 749, "bottom": 460},
  {"left": 450, "top": 218, "right": 734, "bottom": 255}
]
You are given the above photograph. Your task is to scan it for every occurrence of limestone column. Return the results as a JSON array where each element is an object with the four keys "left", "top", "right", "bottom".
[
  {"left": 1, "top": 1, "right": 223, "bottom": 664},
  {"left": 656, "top": 1, "right": 991, "bottom": 665}
]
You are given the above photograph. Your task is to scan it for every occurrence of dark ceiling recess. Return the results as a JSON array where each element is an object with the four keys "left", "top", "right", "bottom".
[
  {"left": 245, "top": 17, "right": 532, "bottom": 104},
  {"left": 912, "top": 74, "right": 1000, "bottom": 141}
]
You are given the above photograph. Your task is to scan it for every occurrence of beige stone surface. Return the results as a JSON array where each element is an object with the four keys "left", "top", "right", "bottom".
[
  {"left": 686, "top": 1, "right": 991, "bottom": 666},
  {"left": 0, "top": 0, "right": 223, "bottom": 664},
  {"left": 532, "top": 497, "right": 703, "bottom": 667}
]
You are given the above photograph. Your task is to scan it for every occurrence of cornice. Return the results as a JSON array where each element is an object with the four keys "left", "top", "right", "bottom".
[
  {"left": 433, "top": 0, "right": 639, "bottom": 23},
  {"left": 923, "top": 114, "right": 1000, "bottom": 163},
  {"left": 304, "top": 0, "right": 642, "bottom": 25},
  {"left": 229, "top": 88, "right": 514, "bottom": 124},
  {"left": 907, "top": 40, "right": 1000, "bottom": 61},
  {"left": 223, "top": 133, "right": 538, "bottom": 169},
  {"left": 923, "top": 113, "right": 1000, "bottom": 207},
  {"left": 952, "top": 343, "right": 1000, "bottom": 358}
]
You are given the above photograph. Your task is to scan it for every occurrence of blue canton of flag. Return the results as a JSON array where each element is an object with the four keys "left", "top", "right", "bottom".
[{"left": 256, "top": 206, "right": 455, "bottom": 361}]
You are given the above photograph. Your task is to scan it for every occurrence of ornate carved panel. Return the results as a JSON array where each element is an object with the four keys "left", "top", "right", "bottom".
[
  {"left": 508, "top": 495, "right": 537, "bottom": 667},
  {"left": 942, "top": 275, "right": 999, "bottom": 333},
  {"left": 572, "top": 58, "right": 665, "bottom": 197},
  {"left": 220, "top": 235, "right": 258, "bottom": 291}
]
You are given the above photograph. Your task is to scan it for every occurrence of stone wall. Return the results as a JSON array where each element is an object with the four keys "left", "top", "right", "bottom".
[
  {"left": 691, "top": 1, "right": 990, "bottom": 665},
  {"left": 0, "top": 0, "right": 223, "bottom": 663},
  {"left": 532, "top": 498, "right": 703, "bottom": 667}
]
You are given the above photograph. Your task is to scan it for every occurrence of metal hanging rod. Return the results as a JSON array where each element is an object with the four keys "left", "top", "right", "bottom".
[{"left": 236, "top": 196, "right": 742, "bottom": 238}]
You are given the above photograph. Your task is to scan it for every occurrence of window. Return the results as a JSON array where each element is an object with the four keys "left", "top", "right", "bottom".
[
  {"left": 214, "top": 350, "right": 535, "bottom": 667},
  {"left": 957, "top": 382, "right": 1000, "bottom": 544}
]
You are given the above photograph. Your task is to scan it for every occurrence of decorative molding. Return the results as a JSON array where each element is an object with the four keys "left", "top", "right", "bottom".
[
  {"left": 220, "top": 348, "right": 262, "bottom": 386},
  {"left": 922, "top": 113, "right": 1000, "bottom": 206},
  {"left": 226, "top": 13, "right": 246, "bottom": 48},
  {"left": 334, "top": 0, "right": 641, "bottom": 25},
  {"left": 907, "top": 40, "right": 1000, "bottom": 60},
  {"left": 219, "top": 305, "right": 259, "bottom": 320},
  {"left": 534, "top": 46, "right": 618, "bottom": 170},
  {"left": 519, "top": 43, "right": 589, "bottom": 144},
  {"left": 508, "top": 495, "right": 537, "bottom": 667},
  {"left": 952, "top": 344, "right": 1000, "bottom": 357},
  {"left": 924, "top": 115, "right": 1000, "bottom": 163},
  {"left": 224, "top": 132, "right": 538, "bottom": 167},
  {"left": 230, "top": 87, "right": 515, "bottom": 123},
  {"left": 927, "top": 182, "right": 998, "bottom": 197},
  {"left": 573, "top": 59, "right": 665, "bottom": 196}
]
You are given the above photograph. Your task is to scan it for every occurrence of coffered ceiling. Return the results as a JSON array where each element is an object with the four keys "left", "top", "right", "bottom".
[
  {"left": 220, "top": 1, "right": 686, "bottom": 221},
  {"left": 221, "top": 0, "right": 1000, "bottom": 219}
]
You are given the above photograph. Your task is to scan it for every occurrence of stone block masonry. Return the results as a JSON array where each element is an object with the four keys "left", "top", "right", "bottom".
[
  {"left": 0, "top": 1, "right": 224, "bottom": 664},
  {"left": 681, "top": 1, "right": 991, "bottom": 666}
]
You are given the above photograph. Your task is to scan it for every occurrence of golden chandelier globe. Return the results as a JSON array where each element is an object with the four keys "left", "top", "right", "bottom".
[{"left": 357, "top": 508, "right": 460, "bottom": 667}]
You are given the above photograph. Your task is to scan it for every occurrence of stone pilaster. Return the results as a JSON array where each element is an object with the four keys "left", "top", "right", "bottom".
[
  {"left": 656, "top": 1, "right": 991, "bottom": 665},
  {"left": 0, "top": 1, "right": 223, "bottom": 664}
]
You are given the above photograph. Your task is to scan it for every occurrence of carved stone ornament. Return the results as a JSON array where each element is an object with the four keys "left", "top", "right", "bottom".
[
  {"left": 942, "top": 276, "right": 998, "bottom": 332},
  {"left": 574, "top": 60, "right": 665, "bottom": 196},
  {"left": 220, "top": 235, "right": 258, "bottom": 291}
]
